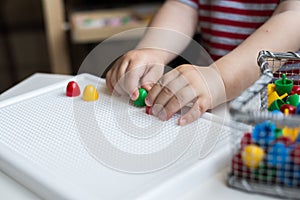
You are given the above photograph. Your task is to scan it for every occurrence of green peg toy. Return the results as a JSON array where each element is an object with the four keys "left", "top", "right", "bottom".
[
  {"left": 275, "top": 74, "right": 293, "bottom": 96},
  {"left": 268, "top": 98, "right": 285, "bottom": 111},
  {"left": 133, "top": 88, "right": 148, "bottom": 107},
  {"left": 287, "top": 94, "right": 300, "bottom": 107}
]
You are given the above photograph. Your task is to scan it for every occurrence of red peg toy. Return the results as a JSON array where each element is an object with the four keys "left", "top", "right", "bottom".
[
  {"left": 66, "top": 81, "right": 81, "bottom": 97},
  {"left": 231, "top": 153, "right": 251, "bottom": 178},
  {"left": 291, "top": 85, "right": 300, "bottom": 95},
  {"left": 274, "top": 136, "right": 294, "bottom": 147},
  {"left": 280, "top": 104, "right": 296, "bottom": 115},
  {"left": 291, "top": 145, "right": 300, "bottom": 166},
  {"left": 240, "top": 132, "right": 253, "bottom": 150},
  {"left": 145, "top": 106, "right": 152, "bottom": 115}
]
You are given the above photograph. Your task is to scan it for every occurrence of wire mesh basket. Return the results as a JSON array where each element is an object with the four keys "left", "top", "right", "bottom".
[{"left": 227, "top": 50, "right": 300, "bottom": 199}]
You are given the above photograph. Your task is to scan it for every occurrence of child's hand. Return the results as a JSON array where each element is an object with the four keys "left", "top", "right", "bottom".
[
  {"left": 145, "top": 64, "right": 226, "bottom": 126},
  {"left": 105, "top": 49, "right": 168, "bottom": 100}
]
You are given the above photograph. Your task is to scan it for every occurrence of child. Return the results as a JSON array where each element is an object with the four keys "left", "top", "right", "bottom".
[{"left": 105, "top": 0, "right": 300, "bottom": 125}]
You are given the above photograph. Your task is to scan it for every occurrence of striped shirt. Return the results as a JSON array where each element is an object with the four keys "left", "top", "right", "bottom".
[{"left": 178, "top": 0, "right": 280, "bottom": 60}]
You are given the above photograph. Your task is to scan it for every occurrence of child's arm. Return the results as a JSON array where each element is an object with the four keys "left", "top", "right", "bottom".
[
  {"left": 217, "top": 0, "right": 300, "bottom": 100},
  {"left": 105, "top": 0, "right": 198, "bottom": 100},
  {"left": 146, "top": 0, "right": 300, "bottom": 125}
]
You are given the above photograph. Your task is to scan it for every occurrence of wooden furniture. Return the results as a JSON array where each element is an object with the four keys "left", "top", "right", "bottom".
[
  {"left": 41, "top": 0, "right": 159, "bottom": 75},
  {"left": 42, "top": 0, "right": 71, "bottom": 74}
]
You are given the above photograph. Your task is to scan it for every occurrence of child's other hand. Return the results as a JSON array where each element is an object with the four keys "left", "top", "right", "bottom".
[
  {"left": 105, "top": 49, "right": 167, "bottom": 100},
  {"left": 145, "top": 64, "right": 226, "bottom": 126}
]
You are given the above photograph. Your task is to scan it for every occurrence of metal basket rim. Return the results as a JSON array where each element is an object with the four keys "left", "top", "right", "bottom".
[{"left": 229, "top": 50, "right": 300, "bottom": 127}]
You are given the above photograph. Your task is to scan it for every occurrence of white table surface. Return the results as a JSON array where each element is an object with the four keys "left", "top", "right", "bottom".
[{"left": 0, "top": 73, "right": 276, "bottom": 200}]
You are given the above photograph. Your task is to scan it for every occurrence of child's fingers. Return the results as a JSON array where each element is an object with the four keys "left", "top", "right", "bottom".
[
  {"left": 110, "top": 66, "right": 127, "bottom": 96},
  {"left": 116, "top": 60, "right": 129, "bottom": 84},
  {"left": 105, "top": 59, "right": 128, "bottom": 96},
  {"left": 116, "top": 60, "right": 133, "bottom": 96},
  {"left": 178, "top": 98, "right": 210, "bottom": 126},
  {"left": 151, "top": 76, "right": 188, "bottom": 117},
  {"left": 140, "top": 64, "right": 164, "bottom": 91},
  {"left": 159, "top": 86, "right": 197, "bottom": 121},
  {"left": 124, "top": 62, "right": 145, "bottom": 100},
  {"left": 106, "top": 68, "right": 122, "bottom": 95},
  {"left": 105, "top": 69, "right": 114, "bottom": 93},
  {"left": 145, "top": 69, "right": 180, "bottom": 107}
]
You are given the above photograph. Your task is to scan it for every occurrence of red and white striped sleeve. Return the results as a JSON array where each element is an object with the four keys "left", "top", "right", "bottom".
[
  {"left": 198, "top": 0, "right": 280, "bottom": 60},
  {"left": 176, "top": 0, "right": 199, "bottom": 9}
]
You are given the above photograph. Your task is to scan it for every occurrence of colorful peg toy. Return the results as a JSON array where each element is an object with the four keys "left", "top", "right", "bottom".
[
  {"left": 268, "top": 92, "right": 287, "bottom": 111},
  {"left": 275, "top": 74, "right": 293, "bottom": 96},
  {"left": 231, "top": 153, "right": 251, "bottom": 178},
  {"left": 291, "top": 85, "right": 300, "bottom": 95},
  {"left": 66, "top": 81, "right": 81, "bottom": 97},
  {"left": 267, "top": 83, "right": 276, "bottom": 95},
  {"left": 234, "top": 71, "right": 300, "bottom": 188},
  {"left": 280, "top": 104, "right": 296, "bottom": 115},
  {"left": 282, "top": 127, "right": 299, "bottom": 142},
  {"left": 232, "top": 117, "right": 300, "bottom": 187},
  {"left": 297, "top": 104, "right": 300, "bottom": 115},
  {"left": 254, "top": 164, "right": 276, "bottom": 182},
  {"left": 291, "top": 145, "right": 300, "bottom": 166},
  {"left": 287, "top": 94, "right": 300, "bottom": 107},
  {"left": 240, "top": 132, "right": 253, "bottom": 150},
  {"left": 242, "top": 144, "right": 265, "bottom": 168},
  {"left": 145, "top": 106, "right": 152, "bottom": 115},
  {"left": 266, "top": 142, "right": 289, "bottom": 167},
  {"left": 274, "top": 136, "right": 293, "bottom": 147},
  {"left": 268, "top": 90, "right": 288, "bottom": 107},
  {"left": 252, "top": 121, "right": 276, "bottom": 146},
  {"left": 278, "top": 164, "right": 300, "bottom": 187},
  {"left": 82, "top": 84, "right": 99, "bottom": 101},
  {"left": 133, "top": 88, "right": 148, "bottom": 107}
]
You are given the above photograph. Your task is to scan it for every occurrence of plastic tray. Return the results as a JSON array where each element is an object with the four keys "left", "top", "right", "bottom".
[{"left": 0, "top": 73, "right": 233, "bottom": 200}]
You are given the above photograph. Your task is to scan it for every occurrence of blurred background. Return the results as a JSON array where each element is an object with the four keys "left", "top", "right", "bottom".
[{"left": 0, "top": 0, "right": 163, "bottom": 93}]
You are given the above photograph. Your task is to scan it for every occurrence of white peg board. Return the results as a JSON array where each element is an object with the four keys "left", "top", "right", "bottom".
[{"left": 0, "top": 73, "right": 232, "bottom": 200}]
